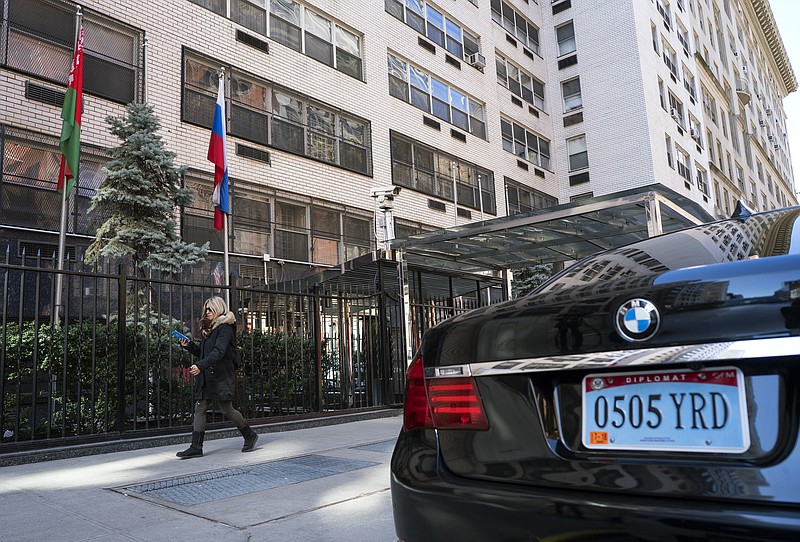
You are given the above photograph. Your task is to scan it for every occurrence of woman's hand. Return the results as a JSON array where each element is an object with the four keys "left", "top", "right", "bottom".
[
  {"left": 189, "top": 364, "right": 200, "bottom": 376},
  {"left": 179, "top": 338, "right": 188, "bottom": 347}
]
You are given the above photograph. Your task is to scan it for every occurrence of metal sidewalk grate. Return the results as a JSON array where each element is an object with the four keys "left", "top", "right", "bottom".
[
  {"left": 121, "top": 454, "right": 378, "bottom": 506},
  {"left": 351, "top": 439, "right": 396, "bottom": 454}
]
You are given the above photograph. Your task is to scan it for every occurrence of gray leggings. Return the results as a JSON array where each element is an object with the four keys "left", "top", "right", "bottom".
[{"left": 192, "top": 399, "right": 246, "bottom": 432}]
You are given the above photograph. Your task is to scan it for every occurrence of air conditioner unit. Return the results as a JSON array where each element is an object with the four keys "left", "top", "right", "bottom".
[
  {"left": 756, "top": 92, "right": 762, "bottom": 100},
  {"left": 467, "top": 53, "right": 486, "bottom": 69},
  {"left": 774, "top": 144, "right": 780, "bottom": 150},
  {"left": 768, "top": 134, "right": 774, "bottom": 141},
  {"left": 670, "top": 107, "right": 680, "bottom": 119},
  {"left": 733, "top": 50, "right": 739, "bottom": 57},
  {"left": 765, "top": 108, "right": 772, "bottom": 116},
  {"left": 690, "top": 128, "right": 700, "bottom": 139},
  {"left": 742, "top": 65, "right": 748, "bottom": 73},
  {"left": 759, "top": 120, "right": 766, "bottom": 127}
]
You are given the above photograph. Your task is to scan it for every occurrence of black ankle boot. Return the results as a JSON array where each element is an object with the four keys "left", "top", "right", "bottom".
[
  {"left": 176, "top": 431, "right": 204, "bottom": 458},
  {"left": 238, "top": 425, "right": 259, "bottom": 452}
]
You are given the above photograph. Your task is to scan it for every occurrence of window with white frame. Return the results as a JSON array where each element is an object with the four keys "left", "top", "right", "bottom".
[
  {"left": 4, "top": 0, "right": 143, "bottom": 104},
  {"left": 556, "top": 21, "right": 576, "bottom": 56},
  {"left": 490, "top": 0, "right": 540, "bottom": 54},
  {"left": 385, "top": 0, "right": 480, "bottom": 60},
  {"left": 567, "top": 135, "right": 588, "bottom": 171},
  {"left": 677, "top": 20, "right": 690, "bottom": 53},
  {"left": 662, "top": 40, "right": 679, "bottom": 78},
  {"left": 683, "top": 67, "right": 697, "bottom": 100},
  {"left": 651, "top": 22, "right": 660, "bottom": 54},
  {"left": 656, "top": 0, "right": 672, "bottom": 27},
  {"left": 500, "top": 118, "right": 551, "bottom": 169},
  {"left": 496, "top": 54, "right": 546, "bottom": 110},
  {"left": 665, "top": 134, "right": 674, "bottom": 168},
  {"left": 676, "top": 146, "right": 691, "bottom": 180},
  {"left": 668, "top": 93, "right": 685, "bottom": 126},
  {"left": 696, "top": 164, "right": 709, "bottom": 195},
  {"left": 658, "top": 77, "right": 667, "bottom": 110},
  {"left": 388, "top": 53, "right": 486, "bottom": 138},
  {"left": 187, "top": 0, "right": 364, "bottom": 79},
  {"left": 562, "top": 77, "right": 582, "bottom": 112},
  {"left": 689, "top": 116, "right": 702, "bottom": 146}
]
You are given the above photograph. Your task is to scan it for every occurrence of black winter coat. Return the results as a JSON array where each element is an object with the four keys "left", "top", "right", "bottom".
[{"left": 185, "top": 323, "right": 237, "bottom": 401}]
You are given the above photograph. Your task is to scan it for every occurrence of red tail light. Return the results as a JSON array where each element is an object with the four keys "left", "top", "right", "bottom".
[
  {"left": 402, "top": 354, "right": 489, "bottom": 432},
  {"left": 402, "top": 355, "right": 433, "bottom": 431}
]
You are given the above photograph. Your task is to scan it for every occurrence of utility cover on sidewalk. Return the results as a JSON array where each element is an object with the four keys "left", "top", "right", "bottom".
[{"left": 117, "top": 454, "right": 379, "bottom": 506}]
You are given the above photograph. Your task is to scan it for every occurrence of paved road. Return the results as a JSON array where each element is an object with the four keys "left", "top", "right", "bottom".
[{"left": 0, "top": 413, "right": 402, "bottom": 542}]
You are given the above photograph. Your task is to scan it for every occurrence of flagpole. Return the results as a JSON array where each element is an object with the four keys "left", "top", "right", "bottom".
[
  {"left": 218, "top": 68, "right": 230, "bottom": 306},
  {"left": 223, "top": 211, "right": 230, "bottom": 306},
  {"left": 55, "top": 5, "right": 82, "bottom": 324}
]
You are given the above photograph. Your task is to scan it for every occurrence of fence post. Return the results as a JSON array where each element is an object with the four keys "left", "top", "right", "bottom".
[
  {"left": 377, "top": 258, "right": 390, "bottom": 406},
  {"left": 313, "top": 284, "right": 323, "bottom": 412},
  {"left": 116, "top": 264, "right": 127, "bottom": 433}
]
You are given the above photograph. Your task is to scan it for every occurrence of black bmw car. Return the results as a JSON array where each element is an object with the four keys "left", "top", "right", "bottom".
[{"left": 391, "top": 206, "right": 800, "bottom": 541}]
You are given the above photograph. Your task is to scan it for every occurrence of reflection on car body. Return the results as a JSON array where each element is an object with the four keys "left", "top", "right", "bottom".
[{"left": 391, "top": 206, "right": 800, "bottom": 541}]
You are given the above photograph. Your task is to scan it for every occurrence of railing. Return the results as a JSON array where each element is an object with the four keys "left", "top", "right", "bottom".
[{"left": 0, "top": 252, "right": 399, "bottom": 454}]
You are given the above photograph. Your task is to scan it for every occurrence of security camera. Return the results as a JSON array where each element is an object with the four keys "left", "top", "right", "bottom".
[{"left": 370, "top": 186, "right": 401, "bottom": 198}]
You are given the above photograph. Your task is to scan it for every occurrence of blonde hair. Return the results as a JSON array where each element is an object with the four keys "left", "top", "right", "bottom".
[
  {"left": 200, "top": 296, "right": 236, "bottom": 337},
  {"left": 203, "top": 296, "right": 228, "bottom": 316}
]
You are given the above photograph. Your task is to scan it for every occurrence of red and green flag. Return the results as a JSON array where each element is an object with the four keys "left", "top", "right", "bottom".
[{"left": 58, "top": 24, "right": 84, "bottom": 198}]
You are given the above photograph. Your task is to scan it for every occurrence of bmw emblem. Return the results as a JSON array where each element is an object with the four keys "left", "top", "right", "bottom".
[{"left": 615, "top": 298, "right": 660, "bottom": 342}]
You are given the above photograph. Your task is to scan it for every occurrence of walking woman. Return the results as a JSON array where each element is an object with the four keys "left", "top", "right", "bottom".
[{"left": 176, "top": 296, "right": 258, "bottom": 458}]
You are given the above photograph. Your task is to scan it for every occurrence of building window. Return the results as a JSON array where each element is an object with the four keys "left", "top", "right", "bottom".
[
  {"left": 4, "top": 0, "right": 143, "bottom": 104},
  {"left": 344, "top": 215, "right": 371, "bottom": 260},
  {"left": 651, "top": 22, "right": 660, "bottom": 54},
  {"left": 390, "top": 132, "right": 496, "bottom": 214},
  {"left": 665, "top": 134, "right": 674, "bottom": 168},
  {"left": 490, "top": 0, "right": 540, "bottom": 54},
  {"left": 0, "top": 125, "right": 108, "bottom": 236},
  {"left": 562, "top": 77, "right": 582, "bottom": 112},
  {"left": 556, "top": 21, "right": 576, "bottom": 56},
  {"left": 275, "top": 201, "right": 309, "bottom": 262},
  {"left": 683, "top": 68, "right": 697, "bottom": 100},
  {"left": 668, "top": 93, "right": 685, "bottom": 127},
  {"left": 187, "top": 0, "right": 364, "bottom": 80},
  {"left": 662, "top": 40, "right": 679, "bottom": 78},
  {"left": 386, "top": 0, "right": 481, "bottom": 60},
  {"left": 387, "top": 53, "right": 486, "bottom": 139},
  {"left": 567, "top": 135, "right": 588, "bottom": 171},
  {"left": 232, "top": 187, "right": 271, "bottom": 256},
  {"left": 496, "top": 54, "right": 546, "bottom": 111},
  {"left": 676, "top": 146, "right": 691, "bottom": 180},
  {"left": 696, "top": 165, "right": 709, "bottom": 195},
  {"left": 505, "top": 177, "right": 557, "bottom": 215},
  {"left": 500, "top": 118, "right": 550, "bottom": 169},
  {"left": 183, "top": 51, "right": 372, "bottom": 175},
  {"left": 184, "top": 173, "right": 226, "bottom": 252}
]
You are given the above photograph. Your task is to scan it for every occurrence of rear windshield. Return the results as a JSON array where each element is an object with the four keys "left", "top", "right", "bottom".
[{"left": 535, "top": 207, "right": 800, "bottom": 295}]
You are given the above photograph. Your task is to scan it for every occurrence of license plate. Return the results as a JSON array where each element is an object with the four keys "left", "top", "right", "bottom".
[{"left": 581, "top": 367, "right": 750, "bottom": 453}]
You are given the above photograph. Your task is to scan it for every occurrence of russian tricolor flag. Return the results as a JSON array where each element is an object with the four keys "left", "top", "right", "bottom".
[{"left": 208, "top": 75, "right": 229, "bottom": 231}]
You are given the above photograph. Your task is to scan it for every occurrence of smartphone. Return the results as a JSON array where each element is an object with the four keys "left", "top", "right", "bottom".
[{"left": 171, "top": 330, "right": 190, "bottom": 341}]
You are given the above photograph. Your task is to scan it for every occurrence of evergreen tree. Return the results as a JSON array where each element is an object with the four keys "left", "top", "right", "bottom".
[
  {"left": 511, "top": 263, "right": 553, "bottom": 298},
  {"left": 85, "top": 103, "right": 208, "bottom": 274}
]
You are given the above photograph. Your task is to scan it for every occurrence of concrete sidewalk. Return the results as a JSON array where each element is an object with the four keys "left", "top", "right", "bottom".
[{"left": 0, "top": 412, "right": 403, "bottom": 542}]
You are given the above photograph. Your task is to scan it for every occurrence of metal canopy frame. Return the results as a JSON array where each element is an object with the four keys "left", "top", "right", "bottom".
[{"left": 392, "top": 184, "right": 713, "bottom": 274}]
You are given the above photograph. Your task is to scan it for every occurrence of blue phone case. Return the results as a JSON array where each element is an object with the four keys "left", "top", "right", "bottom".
[{"left": 172, "top": 330, "right": 189, "bottom": 341}]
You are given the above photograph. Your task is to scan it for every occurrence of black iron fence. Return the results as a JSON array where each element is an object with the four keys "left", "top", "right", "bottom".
[{"left": 0, "top": 251, "right": 401, "bottom": 454}]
